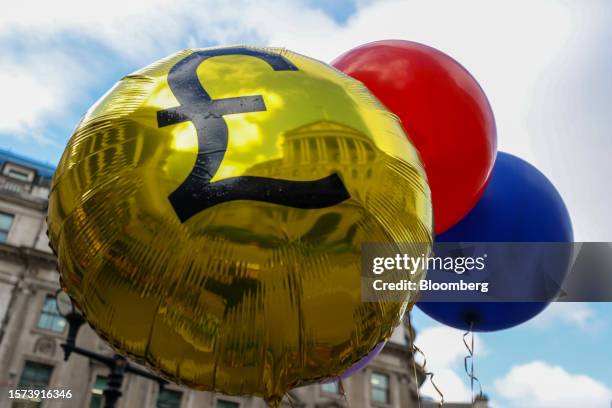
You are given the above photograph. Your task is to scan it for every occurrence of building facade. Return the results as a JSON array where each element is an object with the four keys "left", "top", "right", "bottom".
[{"left": 0, "top": 149, "right": 484, "bottom": 408}]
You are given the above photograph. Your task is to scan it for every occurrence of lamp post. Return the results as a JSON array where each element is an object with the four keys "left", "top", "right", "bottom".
[{"left": 55, "top": 290, "right": 168, "bottom": 408}]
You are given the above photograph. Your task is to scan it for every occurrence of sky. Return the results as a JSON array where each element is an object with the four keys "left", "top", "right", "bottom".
[{"left": 1, "top": 0, "right": 611, "bottom": 407}]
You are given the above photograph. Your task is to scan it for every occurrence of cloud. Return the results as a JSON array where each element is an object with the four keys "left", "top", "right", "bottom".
[
  {"left": 0, "top": 50, "right": 89, "bottom": 143},
  {"left": 0, "top": 0, "right": 339, "bottom": 61},
  {"left": 0, "top": 0, "right": 339, "bottom": 141},
  {"left": 526, "top": 1, "right": 612, "bottom": 241},
  {"left": 523, "top": 303, "right": 599, "bottom": 331},
  {"left": 493, "top": 361, "right": 612, "bottom": 408},
  {"left": 0, "top": 0, "right": 575, "bottom": 134},
  {"left": 414, "top": 324, "right": 486, "bottom": 403}
]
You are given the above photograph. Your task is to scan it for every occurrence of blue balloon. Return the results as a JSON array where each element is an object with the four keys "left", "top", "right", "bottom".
[{"left": 417, "top": 152, "right": 573, "bottom": 331}]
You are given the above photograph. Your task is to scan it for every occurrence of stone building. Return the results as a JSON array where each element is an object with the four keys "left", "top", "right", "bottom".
[{"left": 0, "top": 149, "right": 485, "bottom": 408}]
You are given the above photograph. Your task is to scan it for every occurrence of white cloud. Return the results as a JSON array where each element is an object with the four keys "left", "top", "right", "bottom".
[
  {"left": 523, "top": 303, "right": 599, "bottom": 331},
  {"left": 0, "top": 51, "right": 89, "bottom": 142},
  {"left": 494, "top": 361, "right": 612, "bottom": 408},
  {"left": 414, "top": 324, "right": 486, "bottom": 403},
  {"left": 0, "top": 0, "right": 338, "bottom": 61},
  {"left": 0, "top": 0, "right": 338, "bottom": 139},
  {"left": 0, "top": 0, "right": 584, "bottom": 145},
  {"left": 525, "top": 2, "right": 612, "bottom": 242}
]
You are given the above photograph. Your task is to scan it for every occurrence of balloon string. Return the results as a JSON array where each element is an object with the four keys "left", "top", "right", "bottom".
[
  {"left": 285, "top": 392, "right": 296, "bottom": 408},
  {"left": 411, "top": 348, "right": 422, "bottom": 408},
  {"left": 413, "top": 344, "right": 445, "bottom": 407},
  {"left": 405, "top": 313, "right": 423, "bottom": 408},
  {"left": 405, "top": 313, "right": 444, "bottom": 407},
  {"left": 462, "top": 324, "right": 483, "bottom": 406},
  {"left": 339, "top": 378, "right": 350, "bottom": 407}
]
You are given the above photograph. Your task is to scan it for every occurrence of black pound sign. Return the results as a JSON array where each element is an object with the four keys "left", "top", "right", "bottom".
[{"left": 158, "top": 47, "right": 350, "bottom": 222}]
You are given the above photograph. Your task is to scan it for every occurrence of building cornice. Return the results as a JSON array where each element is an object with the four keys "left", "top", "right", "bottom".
[
  {"left": 0, "top": 191, "right": 48, "bottom": 211},
  {"left": 0, "top": 242, "right": 56, "bottom": 267},
  {"left": 382, "top": 341, "right": 412, "bottom": 359}
]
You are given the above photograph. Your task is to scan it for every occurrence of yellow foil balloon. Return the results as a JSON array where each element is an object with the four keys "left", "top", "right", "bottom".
[{"left": 48, "top": 46, "right": 432, "bottom": 405}]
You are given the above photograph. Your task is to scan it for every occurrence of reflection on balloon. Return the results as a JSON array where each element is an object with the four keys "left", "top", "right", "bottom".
[{"left": 48, "top": 46, "right": 433, "bottom": 405}]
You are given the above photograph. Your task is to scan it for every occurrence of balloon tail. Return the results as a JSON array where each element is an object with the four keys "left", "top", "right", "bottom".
[
  {"left": 405, "top": 313, "right": 444, "bottom": 407},
  {"left": 463, "top": 324, "right": 483, "bottom": 406},
  {"left": 265, "top": 396, "right": 282, "bottom": 408}
]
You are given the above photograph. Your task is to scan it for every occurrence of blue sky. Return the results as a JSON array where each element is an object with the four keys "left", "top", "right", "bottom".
[{"left": 1, "top": 1, "right": 611, "bottom": 406}]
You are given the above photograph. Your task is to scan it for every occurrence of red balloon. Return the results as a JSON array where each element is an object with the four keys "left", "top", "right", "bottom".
[{"left": 333, "top": 40, "right": 497, "bottom": 234}]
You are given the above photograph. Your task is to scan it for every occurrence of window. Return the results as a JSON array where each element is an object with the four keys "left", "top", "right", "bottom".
[
  {"left": 3, "top": 163, "right": 35, "bottom": 183},
  {"left": 7, "top": 168, "right": 31, "bottom": 181},
  {"left": 216, "top": 400, "right": 239, "bottom": 408},
  {"left": 371, "top": 372, "right": 390, "bottom": 404},
  {"left": 89, "top": 376, "right": 107, "bottom": 408},
  {"left": 19, "top": 362, "right": 53, "bottom": 389},
  {"left": 0, "top": 212, "right": 13, "bottom": 242},
  {"left": 157, "top": 389, "right": 183, "bottom": 408},
  {"left": 37, "top": 295, "right": 67, "bottom": 333},
  {"left": 321, "top": 380, "right": 339, "bottom": 394},
  {"left": 12, "top": 361, "right": 53, "bottom": 407}
]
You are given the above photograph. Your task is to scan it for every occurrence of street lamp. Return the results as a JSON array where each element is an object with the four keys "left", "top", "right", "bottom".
[{"left": 55, "top": 290, "right": 168, "bottom": 408}]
